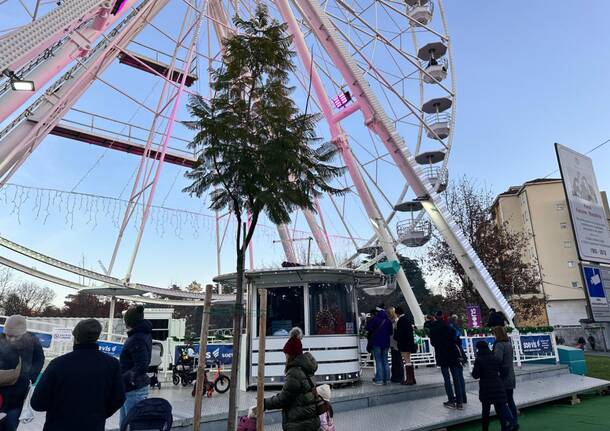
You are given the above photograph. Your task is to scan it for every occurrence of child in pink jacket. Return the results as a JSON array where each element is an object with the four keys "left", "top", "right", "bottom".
[{"left": 317, "top": 384, "right": 335, "bottom": 431}]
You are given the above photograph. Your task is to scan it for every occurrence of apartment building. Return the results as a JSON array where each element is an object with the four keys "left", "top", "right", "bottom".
[{"left": 491, "top": 178, "right": 594, "bottom": 326}]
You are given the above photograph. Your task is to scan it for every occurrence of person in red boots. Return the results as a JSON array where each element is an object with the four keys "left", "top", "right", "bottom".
[{"left": 394, "top": 307, "right": 417, "bottom": 385}]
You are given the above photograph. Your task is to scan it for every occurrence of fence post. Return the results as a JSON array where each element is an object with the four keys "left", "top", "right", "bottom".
[
  {"left": 193, "top": 285, "right": 213, "bottom": 431},
  {"left": 256, "top": 288, "right": 268, "bottom": 431},
  {"left": 513, "top": 331, "right": 522, "bottom": 368},
  {"left": 550, "top": 330, "right": 560, "bottom": 364}
]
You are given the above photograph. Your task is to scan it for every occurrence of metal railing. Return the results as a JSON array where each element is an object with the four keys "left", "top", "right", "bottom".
[
  {"left": 424, "top": 111, "right": 451, "bottom": 126},
  {"left": 361, "top": 332, "right": 559, "bottom": 370}
]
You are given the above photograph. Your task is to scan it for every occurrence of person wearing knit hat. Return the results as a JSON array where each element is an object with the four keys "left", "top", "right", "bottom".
[
  {"left": 119, "top": 305, "right": 152, "bottom": 428},
  {"left": 31, "top": 318, "right": 125, "bottom": 431},
  {"left": 256, "top": 327, "right": 320, "bottom": 430},
  {"left": 316, "top": 384, "right": 335, "bottom": 431},
  {"left": 0, "top": 315, "right": 44, "bottom": 430},
  {"left": 3, "top": 315, "right": 27, "bottom": 338}
]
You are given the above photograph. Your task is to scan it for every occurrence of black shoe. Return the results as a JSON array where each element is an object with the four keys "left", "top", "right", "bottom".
[{"left": 443, "top": 401, "right": 457, "bottom": 410}]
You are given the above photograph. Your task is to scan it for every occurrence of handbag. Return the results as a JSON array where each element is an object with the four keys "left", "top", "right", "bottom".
[
  {"left": 306, "top": 376, "right": 329, "bottom": 416},
  {"left": 19, "top": 383, "right": 35, "bottom": 424},
  {"left": 366, "top": 319, "right": 384, "bottom": 354}
]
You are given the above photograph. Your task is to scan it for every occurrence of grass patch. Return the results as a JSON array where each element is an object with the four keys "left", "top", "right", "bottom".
[
  {"left": 585, "top": 355, "right": 610, "bottom": 381},
  {"left": 449, "top": 395, "right": 610, "bottom": 430}
]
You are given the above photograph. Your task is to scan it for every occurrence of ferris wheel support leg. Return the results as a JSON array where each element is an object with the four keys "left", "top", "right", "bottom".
[
  {"left": 302, "top": 208, "right": 336, "bottom": 266},
  {"left": 277, "top": 0, "right": 424, "bottom": 324},
  {"left": 277, "top": 223, "right": 298, "bottom": 264},
  {"left": 294, "top": 0, "right": 514, "bottom": 322}
]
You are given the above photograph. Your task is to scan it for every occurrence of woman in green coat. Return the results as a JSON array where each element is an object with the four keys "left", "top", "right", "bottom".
[{"left": 262, "top": 327, "right": 320, "bottom": 431}]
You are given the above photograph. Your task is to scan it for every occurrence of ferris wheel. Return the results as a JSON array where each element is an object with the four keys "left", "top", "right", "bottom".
[{"left": 0, "top": 0, "right": 513, "bottom": 326}]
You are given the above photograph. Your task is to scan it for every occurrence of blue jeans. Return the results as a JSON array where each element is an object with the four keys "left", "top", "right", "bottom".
[
  {"left": 120, "top": 386, "right": 149, "bottom": 428},
  {"left": 372, "top": 346, "right": 390, "bottom": 383},
  {"left": 440, "top": 365, "right": 464, "bottom": 404}
]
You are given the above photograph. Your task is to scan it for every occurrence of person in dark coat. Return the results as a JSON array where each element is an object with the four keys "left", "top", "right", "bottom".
[
  {"left": 0, "top": 315, "right": 44, "bottom": 431},
  {"left": 119, "top": 305, "right": 152, "bottom": 429},
  {"left": 472, "top": 341, "right": 514, "bottom": 431},
  {"left": 0, "top": 336, "right": 21, "bottom": 429},
  {"left": 492, "top": 327, "right": 518, "bottom": 430},
  {"left": 260, "top": 327, "right": 320, "bottom": 431},
  {"left": 428, "top": 312, "right": 464, "bottom": 409},
  {"left": 394, "top": 307, "right": 417, "bottom": 385},
  {"left": 366, "top": 306, "right": 393, "bottom": 385},
  {"left": 31, "top": 319, "right": 125, "bottom": 431},
  {"left": 387, "top": 307, "right": 403, "bottom": 384},
  {"left": 486, "top": 309, "right": 507, "bottom": 328}
]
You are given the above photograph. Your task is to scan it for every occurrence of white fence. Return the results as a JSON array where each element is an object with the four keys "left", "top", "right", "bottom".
[{"left": 361, "top": 332, "right": 558, "bottom": 370}]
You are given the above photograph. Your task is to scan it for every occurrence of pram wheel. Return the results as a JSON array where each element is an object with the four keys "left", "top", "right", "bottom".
[
  {"left": 172, "top": 375, "right": 180, "bottom": 386},
  {"left": 181, "top": 376, "right": 191, "bottom": 387}
]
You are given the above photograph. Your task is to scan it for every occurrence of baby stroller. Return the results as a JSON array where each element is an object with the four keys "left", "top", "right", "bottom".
[
  {"left": 120, "top": 398, "right": 172, "bottom": 431},
  {"left": 172, "top": 346, "right": 197, "bottom": 386},
  {"left": 148, "top": 341, "right": 163, "bottom": 390}
]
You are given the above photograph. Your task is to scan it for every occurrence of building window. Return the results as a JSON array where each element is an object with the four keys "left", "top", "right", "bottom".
[
  {"left": 568, "top": 261, "right": 576, "bottom": 268},
  {"left": 309, "top": 283, "right": 356, "bottom": 335},
  {"left": 560, "top": 222, "right": 567, "bottom": 230},
  {"left": 564, "top": 240, "right": 572, "bottom": 248},
  {"left": 259, "top": 286, "right": 304, "bottom": 336},
  {"left": 556, "top": 203, "right": 565, "bottom": 211},
  {"left": 571, "top": 281, "right": 579, "bottom": 288}
]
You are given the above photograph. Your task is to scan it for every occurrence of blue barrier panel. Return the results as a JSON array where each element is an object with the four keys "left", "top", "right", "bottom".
[
  {"left": 520, "top": 335, "right": 553, "bottom": 356},
  {"left": 174, "top": 343, "right": 233, "bottom": 365},
  {"left": 97, "top": 340, "right": 123, "bottom": 358}
]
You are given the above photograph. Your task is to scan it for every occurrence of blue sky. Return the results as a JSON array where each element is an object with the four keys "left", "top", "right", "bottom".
[{"left": 1, "top": 1, "right": 610, "bottom": 305}]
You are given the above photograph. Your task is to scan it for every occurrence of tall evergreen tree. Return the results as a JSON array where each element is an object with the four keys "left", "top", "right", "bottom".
[{"left": 183, "top": 6, "right": 345, "bottom": 427}]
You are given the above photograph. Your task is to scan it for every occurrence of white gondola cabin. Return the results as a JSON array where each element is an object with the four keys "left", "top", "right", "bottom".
[{"left": 214, "top": 267, "right": 384, "bottom": 388}]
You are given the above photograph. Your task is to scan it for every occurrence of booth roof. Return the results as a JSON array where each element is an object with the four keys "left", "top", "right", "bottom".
[{"left": 213, "top": 266, "right": 384, "bottom": 289}]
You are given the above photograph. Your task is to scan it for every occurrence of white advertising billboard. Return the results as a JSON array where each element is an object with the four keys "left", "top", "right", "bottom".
[{"left": 556, "top": 143, "right": 610, "bottom": 264}]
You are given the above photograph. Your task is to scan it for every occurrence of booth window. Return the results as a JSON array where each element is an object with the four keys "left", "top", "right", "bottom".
[
  {"left": 309, "top": 283, "right": 356, "bottom": 335},
  {"left": 258, "top": 286, "right": 304, "bottom": 336}
]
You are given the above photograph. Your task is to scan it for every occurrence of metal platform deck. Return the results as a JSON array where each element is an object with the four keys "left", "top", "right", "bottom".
[{"left": 21, "top": 364, "right": 608, "bottom": 430}]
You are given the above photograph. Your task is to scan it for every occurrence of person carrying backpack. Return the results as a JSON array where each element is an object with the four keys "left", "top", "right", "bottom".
[
  {"left": 366, "top": 306, "right": 393, "bottom": 385},
  {"left": 119, "top": 306, "right": 152, "bottom": 429}
]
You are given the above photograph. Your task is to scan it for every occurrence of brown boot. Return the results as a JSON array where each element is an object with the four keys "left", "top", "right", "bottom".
[{"left": 404, "top": 364, "right": 416, "bottom": 385}]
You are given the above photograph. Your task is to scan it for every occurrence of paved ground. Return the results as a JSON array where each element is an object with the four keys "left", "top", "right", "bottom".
[{"left": 20, "top": 364, "right": 608, "bottom": 430}]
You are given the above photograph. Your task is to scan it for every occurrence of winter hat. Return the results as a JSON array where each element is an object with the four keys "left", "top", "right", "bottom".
[
  {"left": 283, "top": 327, "right": 303, "bottom": 357},
  {"left": 317, "top": 384, "right": 331, "bottom": 402},
  {"left": 4, "top": 315, "right": 27, "bottom": 337},
  {"left": 72, "top": 318, "right": 102, "bottom": 344},
  {"left": 124, "top": 305, "right": 145, "bottom": 328}
]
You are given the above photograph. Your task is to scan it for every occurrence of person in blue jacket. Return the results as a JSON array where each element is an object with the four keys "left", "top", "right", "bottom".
[
  {"left": 366, "top": 305, "right": 393, "bottom": 385},
  {"left": 119, "top": 305, "right": 152, "bottom": 428}
]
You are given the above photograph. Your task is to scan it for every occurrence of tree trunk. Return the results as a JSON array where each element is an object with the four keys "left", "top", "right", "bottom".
[{"left": 226, "top": 247, "right": 246, "bottom": 431}]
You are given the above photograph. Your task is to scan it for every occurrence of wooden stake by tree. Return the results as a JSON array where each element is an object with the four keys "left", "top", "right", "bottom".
[
  {"left": 256, "top": 288, "right": 268, "bottom": 430},
  {"left": 193, "top": 285, "right": 213, "bottom": 431},
  {"left": 183, "top": 6, "right": 346, "bottom": 429}
]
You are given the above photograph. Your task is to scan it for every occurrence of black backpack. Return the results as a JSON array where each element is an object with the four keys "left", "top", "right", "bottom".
[{"left": 121, "top": 398, "right": 173, "bottom": 431}]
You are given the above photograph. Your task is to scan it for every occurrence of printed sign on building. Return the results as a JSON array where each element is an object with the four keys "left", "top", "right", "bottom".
[
  {"left": 555, "top": 143, "right": 610, "bottom": 264},
  {"left": 97, "top": 341, "right": 124, "bottom": 358},
  {"left": 174, "top": 343, "right": 233, "bottom": 365},
  {"left": 466, "top": 304, "right": 482, "bottom": 328},
  {"left": 51, "top": 328, "right": 73, "bottom": 344},
  {"left": 582, "top": 264, "right": 610, "bottom": 322}
]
